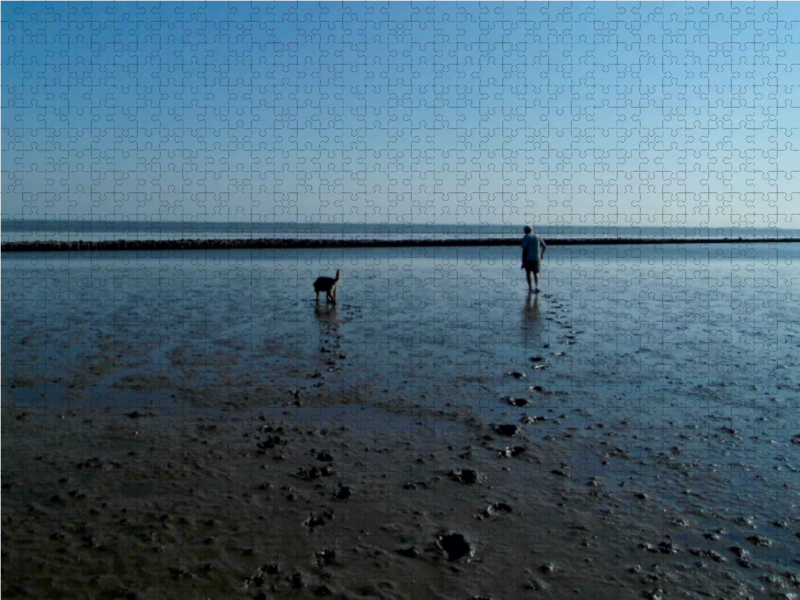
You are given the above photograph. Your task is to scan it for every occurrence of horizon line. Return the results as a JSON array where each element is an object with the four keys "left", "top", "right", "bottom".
[{"left": 1, "top": 217, "right": 794, "bottom": 230}]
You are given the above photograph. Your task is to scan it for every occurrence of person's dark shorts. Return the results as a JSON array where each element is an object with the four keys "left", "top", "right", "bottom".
[{"left": 524, "top": 260, "right": 541, "bottom": 274}]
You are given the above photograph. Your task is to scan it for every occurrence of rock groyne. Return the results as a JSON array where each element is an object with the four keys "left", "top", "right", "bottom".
[{"left": 3, "top": 237, "right": 798, "bottom": 253}]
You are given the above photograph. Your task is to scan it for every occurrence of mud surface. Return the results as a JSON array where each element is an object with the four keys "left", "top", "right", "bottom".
[
  {"left": 4, "top": 398, "right": 799, "bottom": 600},
  {"left": 4, "top": 245, "right": 800, "bottom": 598}
]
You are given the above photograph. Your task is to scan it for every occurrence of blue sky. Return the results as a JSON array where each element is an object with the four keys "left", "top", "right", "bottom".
[{"left": 3, "top": 2, "right": 799, "bottom": 227}]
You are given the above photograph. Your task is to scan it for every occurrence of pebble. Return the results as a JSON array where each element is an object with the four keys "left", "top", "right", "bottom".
[
  {"left": 448, "top": 468, "right": 480, "bottom": 485},
  {"left": 746, "top": 534, "right": 772, "bottom": 547},
  {"left": 289, "top": 572, "right": 306, "bottom": 589},
  {"left": 396, "top": 546, "right": 420, "bottom": 558},
  {"left": 294, "top": 465, "right": 334, "bottom": 480},
  {"left": 481, "top": 502, "right": 513, "bottom": 518},
  {"left": 315, "top": 549, "right": 336, "bottom": 567},
  {"left": 493, "top": 424, "right": 521, "bottom": 437},
  {"left": 333, "top": 484, "right": 351, "bottom": 500},
  {"left": 506, "top": 396, "right": 530, "bottom": 407},
  {"left": 689, "top": 548, "right": 726, "bottom": 562},
  {"left": 729, "top": 546, "right": 748, "bottom": 558},
  {"left": 311, "top": 450, "right": 333, "bottom": 462},
  {"left": 497, "top": 446, "right": 527, "bottom": 458},
  {"left": 520, "top": 414, "right": 547, "bottom": 424}
]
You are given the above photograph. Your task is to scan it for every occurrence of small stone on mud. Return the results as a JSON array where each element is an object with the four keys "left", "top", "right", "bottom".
[
  {"left": 506, "top": 396, "right": 530, "bottom": 407},
  {"left": 303, "top": 515, "right": 327, "bottom": 530},
  {"left": 689, "top": 548, "right": 726, "bottom": 563},
  {"left": 315, "top": 549, "right": 336, "bottom": 567},
  {"left": 746, "top": 534, "right": 772, "bottom": 547},
  {"left": 521, "top": 414, "right": 547, "bottom": 424},
  {"left": 294, "top": 465, "right": 334, "bottom": 480},
  {"left": 506, "top": 371, "right": 526, "bottom": 379},
  {"left": 483, "top": 502, "right": 513, "bottom": 517},
  {"left": 289, "top": 572, "right": 306, "bottom": 589},
  {"left": 396, "top": 546, "right": 420, "bottom": 558},
  {"left": 333, "top": 484, "right": 351, "bottom": 500},
  {"left": 311, "top": 450, "right": 333, "bottom": 462},
  {"left": 729, "top": 546, "right": 748, "bottom": 558},
  {"left": 493, "top": 424, "right": 521, "bottom": 437},
  {"left": 656, "top": 541, "right": 679, "bottom": 554},
  {"left": 262, "top": 563, "right": 281, "bottom": 575}
]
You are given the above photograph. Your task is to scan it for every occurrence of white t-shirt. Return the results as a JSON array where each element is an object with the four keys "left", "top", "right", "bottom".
[{"left": 522, "top": 233, "right": 545, "bottom": 261}]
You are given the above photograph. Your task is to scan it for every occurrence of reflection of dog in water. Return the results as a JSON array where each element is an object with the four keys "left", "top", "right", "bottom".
[{"left": 314, "top": 269, "right": 341, "bottom": 304}]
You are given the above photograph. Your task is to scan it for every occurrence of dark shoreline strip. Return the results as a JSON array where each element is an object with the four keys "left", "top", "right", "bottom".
[{"left": 2, "top": 237, "right": 799, "bottom": 253}]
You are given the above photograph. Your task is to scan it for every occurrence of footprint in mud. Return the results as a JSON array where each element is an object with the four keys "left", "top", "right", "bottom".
[
  {"left": 448, "top": 468, "right": 480, "bottom": 485},
  {"left": 436, "top": 532, "right": 474, "bottom": 561}
]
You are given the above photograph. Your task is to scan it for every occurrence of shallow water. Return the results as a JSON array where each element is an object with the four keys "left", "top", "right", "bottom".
[{"left": 3, "top": 243, "right": 800, "bottom": 549}]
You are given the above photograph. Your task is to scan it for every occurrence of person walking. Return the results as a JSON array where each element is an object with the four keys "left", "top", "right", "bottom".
[{"left": 521, "top": 225, "right": 546, "bottom": 293}]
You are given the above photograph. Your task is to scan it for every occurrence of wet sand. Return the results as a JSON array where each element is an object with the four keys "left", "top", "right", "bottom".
[
  {"left": 3, "top": 246, "right": 800, "bottom": 598},
  {"left": 4, "top": 392, "right": 799, "bottom": 599}
]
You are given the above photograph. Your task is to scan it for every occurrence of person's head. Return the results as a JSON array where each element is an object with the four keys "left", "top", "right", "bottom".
[{"left": 524, "top": 225, "right": 532, "bottom": 234}]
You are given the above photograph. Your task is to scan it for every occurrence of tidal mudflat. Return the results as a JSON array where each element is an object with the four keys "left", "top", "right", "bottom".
[{"left": 3, "top": 244, "right": 799, "bottom": 598}]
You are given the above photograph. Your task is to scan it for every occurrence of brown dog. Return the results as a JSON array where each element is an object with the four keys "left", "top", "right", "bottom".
[{"left": 313, "top": 269, "right": 341, "bottom": 304}]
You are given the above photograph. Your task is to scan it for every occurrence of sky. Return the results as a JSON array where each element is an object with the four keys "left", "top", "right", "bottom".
[{"left": 2, "top": 1, "right": 800, "bottom": 227}]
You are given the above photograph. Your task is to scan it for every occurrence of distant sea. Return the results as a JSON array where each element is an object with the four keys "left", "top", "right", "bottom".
[{"left": 2, "top": 219, "right": 799, "bottom": 244}]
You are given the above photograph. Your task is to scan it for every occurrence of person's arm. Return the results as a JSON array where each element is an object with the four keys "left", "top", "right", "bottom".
[
  {"left": 540, "top": 239, "right": 546, "bottom": 260},
  {"left": 521, "top": 239, "right": 527, "bottom": 266}
]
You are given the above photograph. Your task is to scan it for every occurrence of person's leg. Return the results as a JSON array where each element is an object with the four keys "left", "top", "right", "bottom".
[
  {"left": 533, "top": 262, "right": 541, "bottom": 292},
  {"left": 525, "top": 267, "right": 533, "bottom": 291}
]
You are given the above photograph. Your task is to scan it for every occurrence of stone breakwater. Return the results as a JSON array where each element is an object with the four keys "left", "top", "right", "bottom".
[{"left": 3, "top": 237, "right": 798, "bottom": 253}]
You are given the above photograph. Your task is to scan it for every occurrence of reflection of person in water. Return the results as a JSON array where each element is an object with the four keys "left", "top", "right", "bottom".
[
  {"left": 521, "top": 292, "right": 542, "bottom": 342},
  {"left": 523, "top": 292, "right": 541, "bottom": 324}
]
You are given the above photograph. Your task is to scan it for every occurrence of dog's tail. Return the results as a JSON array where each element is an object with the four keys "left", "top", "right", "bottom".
[{"left": 335, "top": 269, "right": 342, "bottom": 282}]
